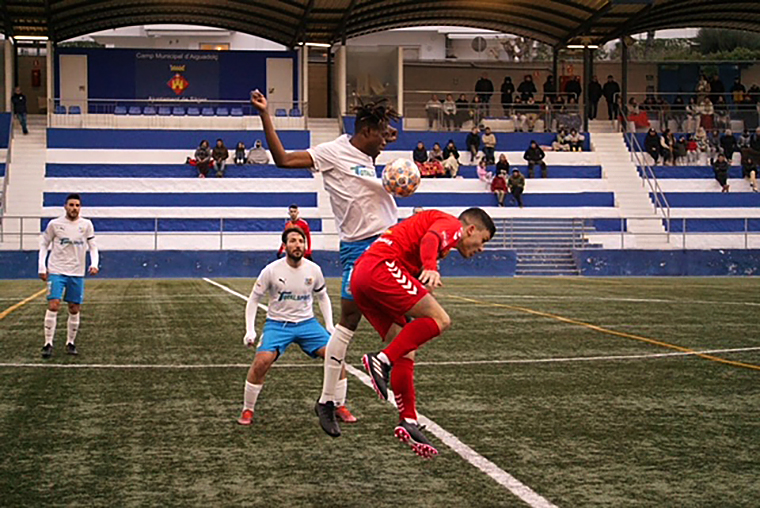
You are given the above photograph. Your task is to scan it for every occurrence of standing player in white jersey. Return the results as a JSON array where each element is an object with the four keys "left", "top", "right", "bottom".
[
  {"left": 237, "top": 227, "right": 355, "bottom": 425},
  {"left": 38, "top": 193, "right": 99, "bottom": 358},
  {"left": 250, "top": 91, "right": 399, "bottom": 437}
]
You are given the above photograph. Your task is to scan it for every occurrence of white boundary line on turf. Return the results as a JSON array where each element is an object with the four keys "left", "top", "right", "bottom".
[
  {"left": 448, "top": 294, "right": 760, "bottom": 307},
  {"left": 2, "top": 347, "right": 758, "bottom": 370},
  {"left": 203, "top": 278, "right": 559, "bottom": 508}
]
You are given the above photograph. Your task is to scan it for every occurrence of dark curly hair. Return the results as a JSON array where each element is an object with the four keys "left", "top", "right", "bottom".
[{"left": 353, "top": 98, "right": 400, "bottom": 133}]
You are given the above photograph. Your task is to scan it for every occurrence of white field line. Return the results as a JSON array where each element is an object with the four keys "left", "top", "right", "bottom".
[
  {"left": 2, "top": 347, "right": 758, "bottom": 370},
  {"left": 445, "top": 294, "right": 760, "bottom": 307},
  {"left": 202, "top": 277, "right": 558, "bottom": 508}
]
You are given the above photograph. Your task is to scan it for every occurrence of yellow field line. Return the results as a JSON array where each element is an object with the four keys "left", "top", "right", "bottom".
[
  {"left": 0, "top": 289, "right": 46, "bottom": 321},
  {"left": 447, "top": 294, "right": 760, "bottom": 372}
]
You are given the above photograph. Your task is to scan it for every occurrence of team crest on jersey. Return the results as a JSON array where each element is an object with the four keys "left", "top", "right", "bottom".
[{"left": 304, "top": 277, "right": 313, "bottom": 286}]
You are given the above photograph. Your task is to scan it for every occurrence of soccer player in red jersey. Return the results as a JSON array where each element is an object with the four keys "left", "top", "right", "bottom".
[
  {"left": 355, "top": 207, "right": 495, "bottom": 458},
  {"left": 277, "top": 204, "right": 313, "bottom": 260}
]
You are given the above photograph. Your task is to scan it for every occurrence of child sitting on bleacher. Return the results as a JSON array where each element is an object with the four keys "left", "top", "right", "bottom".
[
  {"left": 674, "top": 136, "right": 688, "bottom": 166},
  {"left": 234, "top": 142, "right": 246, "bottom": 166},
  {"left": 567, "top": 129, "right": 585, "bottom": 152},
  {"left": 686, "top": 135, "right": 699, "bottom": 164},
  {"left": 477, "top": 158, "right": 493, "bottom": 189},
  {"left": 552, "top": 129, "right": 571, "bottom": 151}
]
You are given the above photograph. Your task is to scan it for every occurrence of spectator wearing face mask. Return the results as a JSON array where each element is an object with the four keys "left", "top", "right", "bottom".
[{"left": 247, "top": 139, "right": 270, "bottom": 164}]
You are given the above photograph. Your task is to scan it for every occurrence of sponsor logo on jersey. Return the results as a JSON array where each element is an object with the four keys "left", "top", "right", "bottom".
[
  {"left": 350, "top": 165, "right": 376, "bottom": 178},
  {"left": 277, "top": 291, "right": 310, "bottom": 302},
  {"left": 59, "top": 238, "right": 84, "bottom": 246}
]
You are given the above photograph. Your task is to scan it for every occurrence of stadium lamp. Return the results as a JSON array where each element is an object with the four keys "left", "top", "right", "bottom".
[
  {"left": 15, "top": 35, "right": 49, "bottom": 41},
  {"left": 304, "top": 42, "right": 331, "bottom": 48},
  {"left": 566, "top": 44, "right": 585, "bottom": 49}
]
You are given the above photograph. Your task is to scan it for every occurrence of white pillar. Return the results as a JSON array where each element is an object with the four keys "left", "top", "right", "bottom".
[
  {"left": 46, "top": 40, "right": 54, "bottom": 114},
  {"left": 337, "top": 45, "right": 346, "bottom": 116},
  {"left": 5, "top": 39, "right": 14, "bottom": 112},
  {"left": 397, "top": 46, "right": 404, "bottom": 117},
  {"left": 301, "top": 45, "right": 308, "bottom": 117}
]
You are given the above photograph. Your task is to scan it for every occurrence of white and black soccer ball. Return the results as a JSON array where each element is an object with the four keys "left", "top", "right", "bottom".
[{"left": 382, "top": 158, "right": 421, "bottom": 198}]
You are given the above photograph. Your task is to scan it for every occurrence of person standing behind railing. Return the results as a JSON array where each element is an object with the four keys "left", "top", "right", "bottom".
[
  {"left": 475, "top": 73, "right": 494, "bottom": 117},
  {"left": 455, "top": 94, "right": 469, "bottom": 129},
  {"left": 714, "top": 96, "right": 731, "bottom": 130},
  {"left": 500, "top": 76, "right": 515, "bottom": 116},
  {"left": 11, "top": 86, "right": 29, "bottom": 135},
  {"left": 602, "top": 75, "right": 620, "bottom": 121},
  {"left": 699, "top": 98, "right": 715, "bottom": 130},
  {"left": 685, "top": 97, "right": 700, "bottom": 134},
  {"left": 588, "top": 76, "right": 603, "bottom": 121},
  {"left": 425, "top": 94, "right": 442, "bottom": 130},
  {"left": 671, "top": 95, "right": 686, "bottom": 132},
  {"left": 442, "top": 94, "right": 457, "bottom": 131}
]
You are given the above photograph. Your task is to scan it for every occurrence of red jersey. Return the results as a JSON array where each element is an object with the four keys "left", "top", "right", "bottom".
[
  {"left": 278, "top": 218, "right": 312, "bottom": 256},
  {"left": 362, "top": 210, "right": 462, "bottom": 276}
]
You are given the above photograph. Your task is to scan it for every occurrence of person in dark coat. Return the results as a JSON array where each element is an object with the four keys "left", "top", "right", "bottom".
[
  {"left": 644, "top": 128, "right": 661, "bottom": 165},
  {"left": 565, "top": 76, "right": 582, "bottom": 102},
  {"left": 500, "top": 77, "right": 515, "bottom": 116},
  {"left": 465, "top": 126, "right": 480, "bottom": 163},
  {"left": 517, "top": 75, "right": 537, "bottom": 102},
  {"left": 523, "top": 140, "right": 547, "bottom": 178},
  {"left": 712, "top": 154, "right": 730, "bottom": 192},
  {"left": 720, "top": 129, "right": 739, "bottom": 163},
  {"left": 11, "top": 86, "right": 29, "bottom": 135},
  {"left": 475, "top": 73, "right": 494, "bottom": 116},
  {"left": 412, "top": 141, "right": 428, "bottom": 167},
  {"left": 602, "top": 75, "right": 621, "bottom": 120},
  {"left": 587, "top": 76, "right": 603, "bottom": 120}
]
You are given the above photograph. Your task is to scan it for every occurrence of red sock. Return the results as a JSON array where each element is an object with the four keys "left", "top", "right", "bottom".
[
  {"left": 382, "top": 317, "right": 441, "bottom": 364},
  {"left": 391, "top": 357, "right": 416, "bottom": 421}
]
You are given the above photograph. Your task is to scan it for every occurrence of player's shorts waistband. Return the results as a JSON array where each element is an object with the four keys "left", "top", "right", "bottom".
[{"left": 265, "top": 317, "right": 317, "bottom": 327}]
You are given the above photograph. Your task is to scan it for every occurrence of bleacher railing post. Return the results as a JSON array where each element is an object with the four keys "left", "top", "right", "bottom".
[
  {"left": 620, "top": 219, "right": 624, "bottom": 249},
  {"left": 154, "top": 218, "right": 158, "bottom": 251},
  {"left": 745, "top": 218, "right": 748, "bottom": 249},
  {"left": 19, "top": 217, "right": 23, "bottom": 250},
  {"left": 220, "top": 218, "right": 224, "bottom": 250},
  {"left": 682, "top": 218, "right": 686, "bottom": 249}
]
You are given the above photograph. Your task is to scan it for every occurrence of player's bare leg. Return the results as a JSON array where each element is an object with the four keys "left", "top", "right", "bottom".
[{"left": 238, "top": 351, "right": 277, "bottom": 425}]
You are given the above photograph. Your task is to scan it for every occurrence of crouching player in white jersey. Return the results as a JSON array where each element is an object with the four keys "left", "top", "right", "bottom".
[
  {"left": 251, "top": 91, "right": 399, "bottom": 437},
  {"left": 237, "top": 227, "right": 356, "bottom": 425},
  {"left": 38, "top": 193, "right": 99, "bottom": 358}
]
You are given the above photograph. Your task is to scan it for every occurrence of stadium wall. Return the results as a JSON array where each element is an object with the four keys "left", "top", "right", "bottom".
[
  {"left": 575, "top": 249, "right": 760, "bottom": 276},
  {"left": 0, "top": 250, "right": 518, "bottom": 279}
]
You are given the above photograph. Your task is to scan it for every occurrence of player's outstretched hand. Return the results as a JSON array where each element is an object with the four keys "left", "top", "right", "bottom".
[
  {"left": 88, "top": 266, "right": 99, "bottom": 276},
  {"left": 250, "top": 90, "right": 267, "bottom": 113},
  {"left": 243, "top": 331, "right": 257, "bottom": 348},
  {"left": 419, "top": 269, "right": 442, "bottom": 290},
  {"left": 39, "top": 272, "right": 47, "bottom": 281}
]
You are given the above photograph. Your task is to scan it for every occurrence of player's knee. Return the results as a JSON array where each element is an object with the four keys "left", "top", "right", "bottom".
[
  {"left": 48, "top": 300, "right": 60, "bottom": 312},
  {"left": 435, "top": 311, "right": 451, "bottom": 333},
  {"left": 68, "top": 303, "right": 80, "bottom": 314},
  {"left": 339, "top": 301, "right": 362, "bottom": 330}
]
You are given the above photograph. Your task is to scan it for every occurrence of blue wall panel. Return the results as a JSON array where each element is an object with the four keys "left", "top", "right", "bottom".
[
  {"left": 575, "top": 249, "right": 760, "bottom": 276},
  {"left": 43, "top": 192, "right": 317, "bottom": 208},
  {"left": 46, "top": 164, "right": 313, "bottom": 179},
  {"left": 657, "top": 192, "right": 760, "bottom": 208},
  {"left": 0, "top": 113, "right": 11, "bottom": 148},
  {"left": 398, "top": 192, "right": 614, "bottom": 208},
  {"left": 0, "top": 249, "right": 517, "bottom": 279},
  {"left": 39, "top": 218, "right": 323, "bottom": 233},
  {"left": 640, "top": 165, "right": 743, "bottom": 179},
  {"left": 47, "top": 129, "right": 310, "bottom": 150}
]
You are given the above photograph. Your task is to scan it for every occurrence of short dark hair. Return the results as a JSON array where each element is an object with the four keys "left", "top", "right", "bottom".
[
  {"left": 65, "top": 193, "right": 81, "bottom": 204},
  {"left": 353, "top": 98, "right": 400, "bottom": 133},
  {"left": 282, "top": 226, "right": 306, "bottom": 244},
  {"left": 289, "top": 204, "right": 299, "bottom": 210},
  {"left": 459, "top": 207, "right": 496, "bottom": 238}
]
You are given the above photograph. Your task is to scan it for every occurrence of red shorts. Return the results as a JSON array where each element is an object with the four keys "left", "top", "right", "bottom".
[{"left": 350, "top": 254, "right": 428, "bottom": 338}]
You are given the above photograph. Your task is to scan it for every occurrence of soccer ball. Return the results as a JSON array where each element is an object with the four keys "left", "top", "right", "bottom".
[{"left": 382, "top": 158, "right": 421, "bottom": 198}]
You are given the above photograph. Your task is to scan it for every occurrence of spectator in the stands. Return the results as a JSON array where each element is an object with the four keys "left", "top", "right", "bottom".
[
  {"left": 466, "top": 126, "right": 480, "bottom": 163},
  {"left": 194, "top": 139, "right": 213, "bottom": 178},
  {"left": 490, "top": 167, "right": 508, "bottom": 207},
  {"left": 588, "top": 76, "right": 603, "bottom": 120},
  {"left": 674, "top": 136, "right": 688, "bottom": 166},
  {"left": 476, "top": 158, "right": 493, "bottom": 188},
  {"left": 429, "top": 142, "right": 444, "bottom": 162},
  {"left": 455, "top": 93, "right": 469, "bottom": 129},
  {"left": 686, "top": 135, "right": 699, "bottom": 163},
  {"left": 628, "top": 98, "right": 650, "bottom": 130},
  {"left": 751, "top": 127, "right": 760, "bottom": 154},
  {"left": 517, "top": 75, "right": 537, "bottom": 102},
  {"left": 420, "top": 143, "right": 446, "bottom": 178},
  {"left": 524, "top": 140, "right": 547, "bottom": 178},
  {"left": 212, "top": 139, "right": 229, "bottom": 178},
  {"left": 714, "top": 96, "right": 730, "bottom": 130},
  {"left": 699, "top": 98, "right": 715, "bottom": 130},
  {"left": 247, "top": 139, "right": 270, "bottom": 164},
  {"left": 512, "top": 97, "right": 527, "bottom": 132},
  {"left": 442, "top": 94, "right": 457, "bottom": 131},
  {"left": 234, "top": 141, "right": 246, "bottom": 166},
  {"left": 655, "top": 96, "right": 671, "bottom": 127},
  {"left": 568, "top": 128, "right": 585, "bottom": 152},
  {"left": 475, "top": 73, "right": 495, "bottom": 116},
  {"left": 695, "top": 127, "right": 710, "bottom": 163},
  {"left": 685, "top": 97, "right": 700, "bottom": 133},
  {"left": 709, "top": 75, "right": 725, "bottom": 105},
  {"left": 508, "top": 168, "right": 526, "bottom": 208},
  {"left": 565, "top": 76, "right": 582, "bottom": 102},
  {"left": 563, "top": 97, "right": 582, "bottom": 132},
  {"left": 660, "top": 129, "right": 675, "bottom": 166},
  {"left": 412, "top": 141, "right": 428, "bottom": 168},
  {"left": 481, "top": 127, "right": 497, "bottom": 165},
  {"left": 708, "top": 129, "right": 722, "bottom": 160},
  {"left": 500, "top": 76, "right": 515, "bottom": 116},
  {"left": 731, "top": 77, "right": 746, "bottom": 104},
  {"left": 442, "top": 139, "right": 460, "bottom": 177},
  {"left": 425, "top": 94, "right": 442, "bottom": 130},
  {"left": 552, "top": 129, "right": 571, "bottom": 151},
  {"left": 543, "top": 75, "right": 557, "bottom": 103},
  {"left": 739, "top": 129, "right": 752, "bottom": 150},
  {"left": 470, "top": 95, "right": 484, "bottom": 127},
  {"left": 644, "top": 128, "right": 661, "bottom": 165},
  {"left": 720, "top": 129, "right": 738, "bottom": 163},
  {"left": 743, "top": 156, "right": 758, "bottom": 192},
  {"left": 602, "top": 75, "right": 620, "bottom": 121},
  {"left": 671, "top": 95, "right": 686, "bottom": 132},
  {"left": 11, "top": 86, "right": 29, "bottom": 135},
  {"left": 495, "top": 153, "right": 510, "bottom": 174},
  {"left": 711, "top": 153, "right": 730, "bottom": 192},
  {"left": 696, "top": 74, "right": 710, "bottom": 103}
]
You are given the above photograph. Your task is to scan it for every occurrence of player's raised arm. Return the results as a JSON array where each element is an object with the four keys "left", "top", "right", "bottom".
[
  {"left": 418, "top": 230, "right": 443, "bottom": 289},
  {"left": 250, "top": 90, "right": 314, "bottom": 169}
]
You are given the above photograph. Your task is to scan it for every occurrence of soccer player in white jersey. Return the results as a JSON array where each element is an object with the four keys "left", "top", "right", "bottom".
[
  {"left": 38, "top": 193, "right": 99, "bottom": 358},
  {"left": 251, "top": 91, "right": 399, "bottom": 437},
  {"left": 237, "top": 227, "right": 356, "bottom": 426}
]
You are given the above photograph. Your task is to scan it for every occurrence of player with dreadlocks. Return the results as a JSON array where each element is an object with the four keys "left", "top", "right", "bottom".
[{"left": 250, "top": 91, "right": 400, "bottom": 437}]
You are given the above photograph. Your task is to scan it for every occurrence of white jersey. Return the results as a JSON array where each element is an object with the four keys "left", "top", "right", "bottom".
[
  {"left": 307, "top": 134, "right": 398, "bottom": 242},
  {"left": 252, "top": 257, "right": 327, "bottom": 323},
  {"left": 39, "top": 216, "right": 98, "bottom": 277}
]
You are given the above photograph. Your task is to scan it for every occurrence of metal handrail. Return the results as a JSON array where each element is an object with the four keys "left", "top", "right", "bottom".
[{"left": 626, "top": 131, "right": 671, "bottom": 238}]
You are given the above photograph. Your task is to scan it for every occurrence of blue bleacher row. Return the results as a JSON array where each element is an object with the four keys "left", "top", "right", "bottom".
[
  {"left": 54, "top": 105, "right": 303, "bottom": 117},
  {"left": 665, "top": 219, "right": 760, "bottom": 232},
  {"left": 41, "top": 217, "right": 322, "bottom": 233},
  {"left": 638, "top": 165, "right": 747, "bottom": 179},
  {"left": 651, "top": 193, "right": 760, "bottom": 207},
  {"left": 46, "top": 163, "right": 603, "bottom": 179}
]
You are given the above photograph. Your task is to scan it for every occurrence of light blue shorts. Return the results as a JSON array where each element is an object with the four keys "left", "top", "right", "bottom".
[
  {"left": 339, "top": 235, "right": 379, "bottom": 300},
  {"left": 47, "top": 274, "right": 85, "bottom": 304},
  {"left": 258, "top": 318, "right": 330, "bottom": 359}
]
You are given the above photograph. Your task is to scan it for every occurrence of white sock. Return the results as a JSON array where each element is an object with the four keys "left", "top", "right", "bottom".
[
  {"left": 335, "top": 378, "right": 348, "bottom": 407},
  {"left": 243, "top": 381, "right": 263, "bottom": 411},
  {"left": 319, "top": 325, "right": 353, "bottom": 404},
  {"left": 66, "top": 313, "right": 80, "bottom": 345},
  {"left": 44, "top": 310, "right": 57, "bottom": 346}
]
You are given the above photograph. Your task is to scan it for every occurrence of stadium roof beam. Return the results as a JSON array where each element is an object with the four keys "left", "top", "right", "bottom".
[
  {"left": 290, "top": 0, "right": 316, "bottom": 47},
  {"left": 557, "top": 0, "right": 614, "bottom": 48}
]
